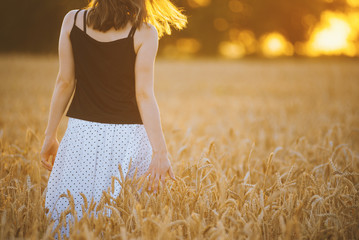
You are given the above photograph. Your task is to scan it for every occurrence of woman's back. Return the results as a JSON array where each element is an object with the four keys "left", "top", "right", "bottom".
[
  {"left": 66, "top": 9, "right": 143, "bottom": 124},
  {"left": 73, "top": 9, "right": 135, "bottom": 43}
]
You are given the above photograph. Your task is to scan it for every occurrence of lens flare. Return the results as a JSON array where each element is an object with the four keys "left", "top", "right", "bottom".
[
  {"left": 303, "top": 11, "right": 358, "bottom": 56},
  {"left": 260, "top": 32, "right": 294, "bottom": 57}
]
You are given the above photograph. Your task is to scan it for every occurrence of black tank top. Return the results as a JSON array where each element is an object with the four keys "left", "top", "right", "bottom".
[{"left": 66, "top": 9, "right": 143, "bottom": 124}]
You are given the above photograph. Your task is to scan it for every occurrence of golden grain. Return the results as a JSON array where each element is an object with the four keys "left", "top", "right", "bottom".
[{"left": 0, "top": 55, "right": 358, "bottom": 239}]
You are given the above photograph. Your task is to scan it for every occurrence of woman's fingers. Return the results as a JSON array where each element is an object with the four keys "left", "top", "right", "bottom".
[
  {"left": 42, "top": 161, "right": 52, "bottom": 171},
  {"left": 148, "top": 169, "right": 156, "bottom": 191},
  {"left": 153, "top": 173, "right": 160, "bottom": 192},
  {"left": 145, "top": 155, "right": 176, "bottom": 192},
  {"left": 51, "top": 152, "right": 57, "bottom": 165},
  {"left": 168, "top": 165, "right": 176, "bottom": 181},
  {"left": 40, "top": 139, "right": 59, "bottom": 171},
  {"left": 160, "top": 174, "right": 166, "bottom": 188},
  {"left": 41, "top": 155, "right": 53, "bottom": 171},
  {"left": 144, "top": 166, "right": 153, "bottom": 182},
  {"left": 144, "top": 166, "right": 152, "bottom": 177},
  {"left": 144, "top": 173, "right": 150, "bottom": 191}
]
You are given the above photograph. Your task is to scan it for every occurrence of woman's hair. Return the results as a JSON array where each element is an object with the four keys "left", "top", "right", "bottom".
[{"left": 85, "top": 0, "right": 187, "bottom": 38}]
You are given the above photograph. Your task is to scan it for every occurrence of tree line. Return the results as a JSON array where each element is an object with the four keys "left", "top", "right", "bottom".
[{"left": 0, "top": 0, "right": 349, "bottom": 56}]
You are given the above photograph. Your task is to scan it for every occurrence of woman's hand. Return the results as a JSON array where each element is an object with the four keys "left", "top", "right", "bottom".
[
  {"left": 40, "top": 136, "right": 59, "bottom": 171},
  {"left": 145, "top": 151, "right": 176, "bottom": 193}
]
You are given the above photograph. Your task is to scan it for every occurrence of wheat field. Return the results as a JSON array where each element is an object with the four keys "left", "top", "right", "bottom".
[{"left": 0, "top": 54, "right": 358, "bottom": 239}]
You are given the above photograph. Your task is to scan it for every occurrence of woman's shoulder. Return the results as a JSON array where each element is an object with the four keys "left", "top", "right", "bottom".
[
  {"left": 136, "top": 22, "right": 158, "bottom": 40},
  {"left": 60, "top": 9, "right": 81, "bottom": 30},
  {"left": 63, "top": 9, "right": 80, "bottom": 21},
  {"left": 133, "top": 22, "right": 158, "bottom": 54}
]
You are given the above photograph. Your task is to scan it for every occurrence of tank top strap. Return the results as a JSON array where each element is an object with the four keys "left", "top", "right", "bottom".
[
  {"left": 83, "top": 9, "right": 88, "bottom": 34},
  {"left": 73, "top": 9, "right": 81, "bottom": 28},
  {"left": 127, "top": 25, "right": 136, "bottom": 38}
]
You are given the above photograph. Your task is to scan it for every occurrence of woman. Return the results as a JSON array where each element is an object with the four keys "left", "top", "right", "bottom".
[{"left": 40, "top": 0, "right": 186, "bottom": 237}]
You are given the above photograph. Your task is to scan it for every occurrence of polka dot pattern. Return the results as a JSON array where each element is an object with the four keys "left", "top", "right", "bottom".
[{"left": 44, "top": 117, "right": 152, "bottom": 238}]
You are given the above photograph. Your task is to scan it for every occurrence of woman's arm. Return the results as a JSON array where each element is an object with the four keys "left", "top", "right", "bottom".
[
  {"left": 134, "top": 23, "right": 176, "bottom": 192},
  {"left": 41, "top": 10, "right": 77, "bottom": 170}
]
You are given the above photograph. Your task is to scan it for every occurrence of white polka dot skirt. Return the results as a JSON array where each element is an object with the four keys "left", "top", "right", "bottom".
[{"left": 44, "top": 117, "right": 152, "bottom": 238}]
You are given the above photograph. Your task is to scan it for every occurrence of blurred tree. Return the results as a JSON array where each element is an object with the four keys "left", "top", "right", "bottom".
[
  {"left": 0, "top": 0, "right": 86, "bottom": 53},
  {"left": 160, "top": 0, "right": 229, "bottom": 56},
  {"left": 0, "top": 0, "right": 350, "bottom": 56}
]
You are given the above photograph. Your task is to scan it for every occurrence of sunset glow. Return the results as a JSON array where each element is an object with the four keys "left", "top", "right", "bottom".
[
  {"left": 219, "top": 11, "right": 359, "bottom": 58},
  {"left": 303, "top": 11, "right": 359, "bottom": 56}
]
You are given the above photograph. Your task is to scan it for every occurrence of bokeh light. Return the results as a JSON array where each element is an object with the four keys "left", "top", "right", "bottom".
[
  {"left": 161, "top": 38, "right": 201, "bottom": 58},
  {"left": 228, "top": 0, "right": 244, "bottom": 13},
  {"left": 303, "top": 11, "right": 359, "bottom": 56},
  {"left": 218, "top": 41, "right": 246, "bottom": 58},
  {"left": 218, "top": 9, "right": 359, "bottom": 58},
  {"left": 187, "top": 0, "right": 211, "bottom": 8},
  {"left": 219, "top": 28, "right": 258, "bottom": 58},
  {"left": 176, "top": 38, "right": 201, "bottom": 54},
  {"left": 213, "top": 18, "right": 229, "bottom": 31},
  {"left": 3, "top": 0, "right": 359, "bottom": 57},
  {"left": 260, "top": 32, "right": 294, "bottom": 57}
]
